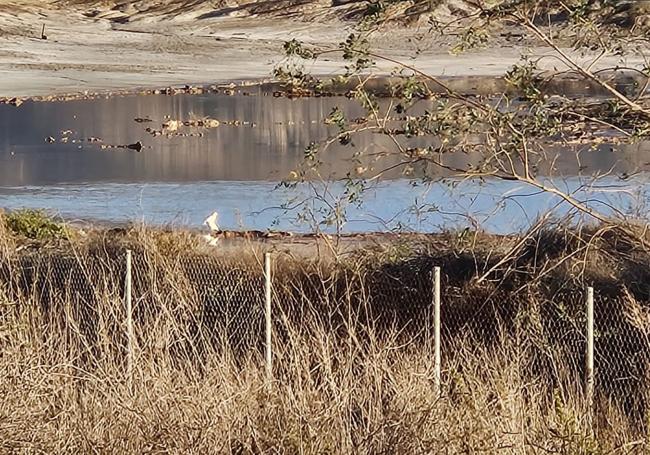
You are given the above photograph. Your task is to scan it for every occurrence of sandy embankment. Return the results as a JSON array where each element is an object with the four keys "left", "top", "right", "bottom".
[{"left": 0, "top": 1, "right": 648, "bottom": 99}]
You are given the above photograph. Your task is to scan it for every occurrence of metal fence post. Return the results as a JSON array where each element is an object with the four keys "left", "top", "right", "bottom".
[
  {"left": 433, "top": 266, "right": 441, "bottom": 399},
  {"left": 126, "top": 249, "right": 134, "bottom": 392},
  {"left": 264, "top": 252, "right": 272, "bottom": 384},
  {"left": 586, "top": 286, "right": 594, "bottom": 412}
]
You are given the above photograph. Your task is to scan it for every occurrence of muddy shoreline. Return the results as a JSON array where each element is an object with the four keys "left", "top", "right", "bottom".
[
  {"left": 1, "top": 71, "right": 645, "bottom": 106},
  {"left": 1, "top": 211, "right": 518, "bottom": 259}
]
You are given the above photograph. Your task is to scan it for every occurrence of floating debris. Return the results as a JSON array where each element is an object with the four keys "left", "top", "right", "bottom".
[
  {"left": 161, "top": 85, "right": 205, "bottom": 96},
  {"left": 154, "top": 118, "right": 258, "bottom": 128},
  {"left": 145, "top": 127, "right": 163, "bottom": 137},
  {"left": 160, "top": 117, "right": 221, "bottom": 135},
  {"left": 101, "top": 141, "right": 145, "bottom": 152},
  {"left": 45, "top": 136, "right": 55, "bottom": 143},
  {"left": 0, "top": 80, "right": 346, "bottom": 106},
  {"left": 162, "top": 119, "right": 182, "bottom": 133},
  {"left": 127, "top": 141, "right": 144, "bottom": 152},
  {"left": 134, "top": 118, "right": 153, "bottom": 123},
  {"left": 183, "top": 118, "right": 220, "bottom": 128},
  {"left": 184, "top": 85, "right": 204, "bottom": 95},
  {"left": 161, "top": 132, "right": 204, "bottom": 138},
  {"left": 200, "top": 118, "right": 220, "bottom": 128}
]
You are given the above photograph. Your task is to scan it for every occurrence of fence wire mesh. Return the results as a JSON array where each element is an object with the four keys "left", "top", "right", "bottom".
[{"left": 0, "top": 249, "right": 648, "bottom": 419}]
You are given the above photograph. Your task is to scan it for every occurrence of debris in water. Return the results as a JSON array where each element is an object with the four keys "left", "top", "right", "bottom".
[
  {"left": 145, "top": 127, "right": 163, "bottom": 137},
  {"left": 160, "top": 117, "right": 221, "bottom": 134},
  {"left": 45, "top": 136, "right": 55, "bottom": 143},
  {"left": 134, "top": 118, "right": 153, "bottom": 123},
  {"left": 171, "top": 132, "right": 204, "bottom": 138},
  {"left": 181, "top": 118, "right": 220, "bottom": 128},
  {"left": 100, "top": 141, "right": 146, "bottom": 152},
  {"left": 184, "top": 85, "right": 204, "bottom": 95},
  {"left": 127, "top": 141, "right": 144, "bottom": 152},
  {"left": 162, "top": 119, "right": 181, "bottom": 133},
  {"left": 201, "top": 118, "right": 220, "bottom": 128}
]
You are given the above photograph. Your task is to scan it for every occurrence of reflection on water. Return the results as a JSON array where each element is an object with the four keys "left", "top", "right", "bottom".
[
  {"left": 3, "top": 90, "right": 650, "bottom": 185},
  {"left": 0, "top": 91, "right": 649, "bottom": 232},
  {"left": 0, "top": 90, "right": 367, "bottom": 184}
]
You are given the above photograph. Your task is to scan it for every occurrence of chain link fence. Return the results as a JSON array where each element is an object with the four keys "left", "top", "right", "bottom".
[{"left": 1, "top": 247, "right": 649, "bottom": 420}]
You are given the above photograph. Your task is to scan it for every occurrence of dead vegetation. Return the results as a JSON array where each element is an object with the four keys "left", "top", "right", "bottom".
[{"left": 1, "top": 212, "right": 650, "bottom": 450}]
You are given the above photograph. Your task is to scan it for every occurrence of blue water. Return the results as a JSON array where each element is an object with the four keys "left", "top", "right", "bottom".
[{"left": 0, "top": 177, "right": 644, "bottom": 233}]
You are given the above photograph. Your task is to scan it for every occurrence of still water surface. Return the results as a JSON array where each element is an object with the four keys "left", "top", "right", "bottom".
[{"left": 0, "top": 89, "right": 648, "bottom": 232}]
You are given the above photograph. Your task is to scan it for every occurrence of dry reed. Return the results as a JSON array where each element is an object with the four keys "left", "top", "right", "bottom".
[{"left": 0, "top": 216, "right": 648, "bottom": 453}]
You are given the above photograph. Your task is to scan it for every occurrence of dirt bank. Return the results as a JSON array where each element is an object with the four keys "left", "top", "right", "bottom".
[{"left": 1, "top": 0, "right": 648, "bottom": 98}]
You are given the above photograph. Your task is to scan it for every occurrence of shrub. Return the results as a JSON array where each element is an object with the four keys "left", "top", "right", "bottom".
[{"left": 3, "top": 210, "right": 67, "bottom": 240}]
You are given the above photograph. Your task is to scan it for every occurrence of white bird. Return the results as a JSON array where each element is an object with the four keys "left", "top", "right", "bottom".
[
  {"left": 202, "top": 211, "right": 220, "bottom": 247},
  {"left": 204, "top": 211, "right": 220, "bottom": 232},
  {"left": 202, "top": 234, "right": 220, "bottom": 247}
]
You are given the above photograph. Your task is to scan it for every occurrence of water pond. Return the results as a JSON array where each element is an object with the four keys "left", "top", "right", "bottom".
[{"left": 1, "top": 88, "right": 648, "bottom": 233}]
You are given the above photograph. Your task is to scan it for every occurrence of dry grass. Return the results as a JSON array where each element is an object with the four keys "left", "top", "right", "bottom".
[{"left": 0, "top": 215, "right": 649, "bottom": 452}]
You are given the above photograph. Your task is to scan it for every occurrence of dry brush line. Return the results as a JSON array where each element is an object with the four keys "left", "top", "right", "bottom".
[{"left": 0, "top": 220, "right": 649, "bottom": 450}]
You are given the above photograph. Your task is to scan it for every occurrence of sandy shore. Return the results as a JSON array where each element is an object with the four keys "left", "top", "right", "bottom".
[{"left": 0, "top": 1, "right": 648, "bottom": 98}]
